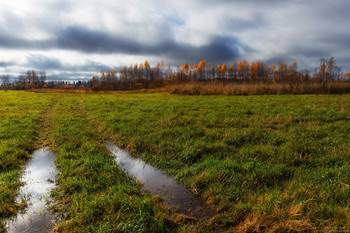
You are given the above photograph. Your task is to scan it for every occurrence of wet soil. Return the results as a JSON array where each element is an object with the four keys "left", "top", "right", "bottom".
[
  {"left": 6, "top": 148, "right": 57, "bottom": 233},
  {"left": 106, "top": 142, "right": 213, "bottom": 219}
]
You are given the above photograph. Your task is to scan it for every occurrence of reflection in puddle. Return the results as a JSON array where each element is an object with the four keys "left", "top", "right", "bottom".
[
  {"left": 6, "top": 148, "right": 57, "bottom": 233},
  {"left": 106, "top": 143, "right": 212, "bottom": 218}
]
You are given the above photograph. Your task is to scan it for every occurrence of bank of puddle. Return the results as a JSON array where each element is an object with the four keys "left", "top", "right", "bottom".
[
  {"left": 106, "top": 142, "right": 213, "bottom": 219},
  {"left": 6, "top": 148, "right": 57, "bottom": 233}
]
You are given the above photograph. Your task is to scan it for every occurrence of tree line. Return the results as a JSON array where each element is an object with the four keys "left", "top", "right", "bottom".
[
  {"left": 1, "top": 57, "right": 349, "bottom": 92},
  {"left": 90, "top": 57, "right": 349, "bottom": 91},
  {"left": 0, "top": 70, "right": 90, "bottom": 90}
]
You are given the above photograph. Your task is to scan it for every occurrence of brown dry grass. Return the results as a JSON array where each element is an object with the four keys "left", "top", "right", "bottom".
[
  {"left": 234, "top": 204, "right": 314, "bottom": 233},
  {"left": 28, "top": 88, "right": 162, "bottom": 94},
  {"left": 164, "top": 82, "right": 350, "bottom": 95},
  {"left": 28, "top": 81, "right": 350, "bottom": 95}
]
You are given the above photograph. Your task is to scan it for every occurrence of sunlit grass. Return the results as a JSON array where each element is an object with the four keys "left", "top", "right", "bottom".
[
  {"left": 1, "top": 91, "right": 349, "bottom": 232},
  {"left": 49, "top": 96, "right": 174, "bottom": 232},
  {"left": 0, "top": 91, "right": 54, "bottom": 231},
  {"left": 83, "top": 93, "right": 350, "bottom": 232}
]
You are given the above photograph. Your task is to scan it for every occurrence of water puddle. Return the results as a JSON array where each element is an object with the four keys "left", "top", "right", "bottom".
[
  {"left": 6, "top": 148, "right": 57, "bottom": 233},
  {"left": 106, "top": 143, "right": 213, "bottom": 219}
]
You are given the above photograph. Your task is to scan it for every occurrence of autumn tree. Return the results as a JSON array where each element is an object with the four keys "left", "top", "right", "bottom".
[
  {"left": 181, "top": 63, "right": 189, "bottom": 82},
  {"left": 120, "top": 67, "right": 127, "bottom": 81},
  {"left": 198, "top": 60, "right": 206, "bottom": 80},
  {"left": 316, "top": 59, "right": 327, "bottom": 82},
  {"left": 287, "top": 61, "right": 298, "bottom": 83},
  {"left": 275, "top": 61, "right": 287, "bottom": 83},
  {"left": 270, "top": 63, "right": 276, "bottom": 82},
  {"left": 165, "top": 64, "right": 171, "bottom": 81},
  {"left": 192, "top": 63, "right": 198, "bottom": 80},
  {"left": 326, "top": 56, "right": 342, "bottom": 81},
  {"left": 133, "top": 64, "right": 138, "bottom": 78},
  {"left": 216, "top": 65, "right": 221, "bottom": 79},
  {"left": 228, "top": 65, "right": 234, "bottom": 79},
  {"left": 237, "top": 60, "right": 244, "bottom": 80},
  {"left": 221, "top": 63, "right": 227, "bottom": 79},
  {"left": 144, "top": 60, "right": 151, "bottom": 79},
  {"left": 250, "top": 61, "right": 257, "bottom": 82}
]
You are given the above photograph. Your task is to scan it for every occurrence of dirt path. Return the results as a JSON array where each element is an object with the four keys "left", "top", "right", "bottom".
[
  {"left": 6, "top": 149, "right": 57, "bottom": 233},
  {"left": 77, "top": 99, "right": 225, "bottom": 231},
  {"left": 36, "top": 97, "right": 60, "bottom": 148},
  {"left": 5, "top": 97, "right": 60, "bottom": 233}
]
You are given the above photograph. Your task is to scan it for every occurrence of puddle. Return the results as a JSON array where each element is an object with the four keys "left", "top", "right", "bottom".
[
  {"left": 106, "top": 143, "right": 213, "bottom": 218},
  {"left": 6, "top": 148, "right": 57, "bottom": 233}
]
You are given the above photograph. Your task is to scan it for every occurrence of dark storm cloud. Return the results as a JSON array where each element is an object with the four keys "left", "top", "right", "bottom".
[
  {"left": 55, "top": 26, "right": 239, "bottom": 63},
  {"left": 0, "top": 26, "right": 240, "bottom": 64},
  {"left": 0, "top": 61, "right": 14, "bottom": 67},
  {"left": 27, "top": 55, "right": 62, "bottom": 69},
  {"left": 321, "top": 35, "right": 350, "bottom": 49},
  {"left": 0, "top": 34, "right": 27, "bottom": 48},
  {"left": 55, "top": 26, "right": 134, "bottom": 53},
  {"left": 0, "top": 33, "right": 51, "bottom": 50},
  {"left": 157, "top": 36, "right": 239, "bottom": 64},
  {"left": 25, "top": 55, "right": 114, "bottom": 73},
  {"left": 292, "top": 47, "right": 331, "bottom": 59}
]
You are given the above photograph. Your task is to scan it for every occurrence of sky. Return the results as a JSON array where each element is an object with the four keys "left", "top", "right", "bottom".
[{"left": 0, "top": 0, "right": 349, "bottom": 81}]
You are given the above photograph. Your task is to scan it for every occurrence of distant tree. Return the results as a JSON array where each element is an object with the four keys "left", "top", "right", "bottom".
[
  {"left": 165, "top": 64, "right": 171, "bottom": 81},
  {"left": 139, "top": 63, "right": 144, "bottom": 79},
  {"left": 301, "top": 69, "right": 311, "bottom": 82},
  {"left": 327, "top": 56, "right": 342, "bottom": 81},
  {"left": 198, "top": 60, "right": 206, "bottom": 80},
  {"left": 39, "top": 70, "right": 46, "bottom": 88},
  {"left": 133, "top": 63, "right": 138, "bottom": 79},
  {"left": 238, "top": 60, "right": 244, "bottom": 79},
  {"left": 192, "top": 63, "right": 198, "bottom": 80},
  {"left": 144, "top": 60, "right": 151, "bottom": 79},
  {"left": 25, "top": 70, "right": 39, "bottom": 89},
  {"left": 1, "top": 75, "right": 10, "bottom": 91},
  {"left": 232, "top": 61, "right": 238, "bottom": 80},
  {"left": 315, "top": 57, "right": 342, "bottom": 82},
  {"left": 228, "top": 64, "right": 234, "bottom": 79},
  {"left": 221, "top": 63, "right": 227, "bottom": 79},
  {"left": 250, "top": 61, "right": 257, "bottom": 82},
  {"left": 317, "top": 60, "right": 327, "bottom": 81},
  {"left": 237, "top": 59, "right": 250, "bottom": 81},
  {"left": 287, "top": 61, "right": 298, "bottom": 83},
  {"left": 181, "top": 63, "right": 189, "bottom": 81},
  {"left": 279, "top": 61, "right": 288, "bottom": 83},
  {"left": 270, "top": 63, "right": 276, "bottom": 82},
  {"left": 216, "top": 64, "right": 222, "bottom": 79},
  {"left": 15, "top": 74, "right": 26, "bottom": 90}
]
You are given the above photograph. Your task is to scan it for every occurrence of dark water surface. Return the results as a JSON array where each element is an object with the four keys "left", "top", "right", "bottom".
[
  {"left": 6, "top": 148, "right": 57, "bottom": 233},
  {"left": 106, "top": 142, "right": 213, "bottom": 218}
]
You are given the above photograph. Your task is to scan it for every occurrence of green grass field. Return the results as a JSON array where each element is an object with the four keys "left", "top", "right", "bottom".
[{"left": 1, "top": 91, "right": 349, "bottom": 232}]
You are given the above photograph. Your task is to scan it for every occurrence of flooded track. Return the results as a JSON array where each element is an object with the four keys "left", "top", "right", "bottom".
[
  {"left": 6, "top": 148, "right": 57, "bottom": 233},
  {"left": 106, "top": 142, "right": 213, "bottom": 219}
]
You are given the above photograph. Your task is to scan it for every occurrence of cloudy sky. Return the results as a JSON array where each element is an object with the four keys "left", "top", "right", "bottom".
[{"left": 0, "top": 0, "right": 349, "bottom": 81}]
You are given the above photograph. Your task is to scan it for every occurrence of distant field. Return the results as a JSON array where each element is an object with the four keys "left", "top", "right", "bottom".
[{"left": 1, "top": 91, "right": 349, "bottom": 232}]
